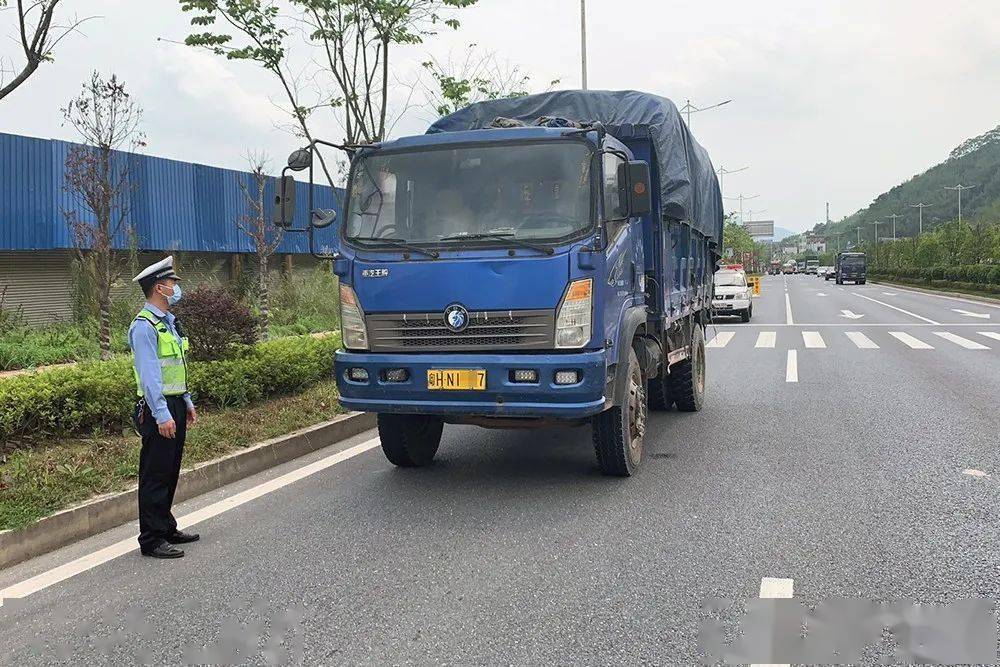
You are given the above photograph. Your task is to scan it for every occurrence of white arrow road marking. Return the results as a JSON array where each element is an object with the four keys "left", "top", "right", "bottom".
[
  {"left": 840, "top": 309, "right": 865, "bottom": 319},
  {"left": 786, "top": 350, "right": 798, "bottom": 382},
  {"left": 952, "top": 308, "right": 990, "bottom": 319},
  {"left": 979, "top": 331, "right": 1000, "bottom": 342},
  {"left": 751, "top": 577, "right": 795, "bottom": 667},
  {"left": 706, "top": 331, "right": 735, "bottom": 348},
  {"left": 889, "top": 331, "right": 934, "bottom": 349},
  {"left": 846, "top": 331, "right": 879, "bottom": 349},
  {"left": 934, "top": 332, "right": 990, "bottom": 349},
  {"left": 0, "top": 438, "right": 383, "bottom": 606},
  {"left": 802, "top": 331, "right": 826, "bottom": 348},
  {"left": 755, "top": 331, "right": 776, "bottom": 348},
  {"left": 854, "top": 293, "right": 940, "bottom": 324}
]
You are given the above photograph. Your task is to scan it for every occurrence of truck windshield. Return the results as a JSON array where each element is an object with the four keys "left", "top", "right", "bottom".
[
  {"left": 345, "top": 141, "right": 593, "bottom": 246},
  {"left": 842, "top": 255, "right": 865, "bottom": 266}
]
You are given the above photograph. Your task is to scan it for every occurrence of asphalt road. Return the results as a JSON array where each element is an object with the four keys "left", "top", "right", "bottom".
[{"left": 2, "top": 274, "right": 999, "bottom": 664}]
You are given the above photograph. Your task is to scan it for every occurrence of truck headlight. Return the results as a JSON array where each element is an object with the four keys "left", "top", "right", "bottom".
[
  {"left": 555, "top": 278, "right": 592, "bottom": 349},
  {"left": 339, "top": 284, "right": 368, "bottom": 350}
]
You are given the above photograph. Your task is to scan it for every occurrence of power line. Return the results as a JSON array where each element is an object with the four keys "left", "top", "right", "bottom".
[{"left": 716, "top": 165, "right": 748, "bottom": 194}]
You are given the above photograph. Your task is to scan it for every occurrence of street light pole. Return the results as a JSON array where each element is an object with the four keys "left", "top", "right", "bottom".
[
  {"left": 679, "top": 98, "right": 732, "bottom": 128},
  {"left": 716, "top": 165, "right": 749, "bottom": 194},
  {"left": 944, "top": 184, "right": 977, "bottom": 223},
  {"left": 856, "top": 226, "right": 862, "bottom": 246},
  {"left": 884, "top": 213, "right": 901, "bottom": 239},
  {"left": 580, "top": 0, "right": 588, "bottom": 90},
  {"left": 724, "top": 193, "right": 759, "bottom": 224},
  {"left": 909, "top": 202, "right": 932, "bottom": 235}
]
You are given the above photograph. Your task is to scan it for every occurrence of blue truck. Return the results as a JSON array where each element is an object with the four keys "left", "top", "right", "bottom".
[{"left": 277, "top": 90, "right": 724, "bottom": 476}]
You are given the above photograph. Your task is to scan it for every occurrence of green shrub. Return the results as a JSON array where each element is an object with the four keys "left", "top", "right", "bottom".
[
  {"left": 0, "top": 324, "right": 99, "bottom": 371},
  {"left": 0, "top": 334, "right": 341, "bottom": 442},
  {"left": 173, "top": 285, "right": 258, "bottom": 361}
]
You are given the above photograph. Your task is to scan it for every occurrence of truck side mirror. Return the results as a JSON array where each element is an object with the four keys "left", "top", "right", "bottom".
[
  {"left": 273, "top": 175, "right": 296, "bottom": 228},
  {"left": 626, "top": 161, "right": 652, "bottom": 216},
  {"left": 311, "top": 208, "right": 338, "bottom": 229}
]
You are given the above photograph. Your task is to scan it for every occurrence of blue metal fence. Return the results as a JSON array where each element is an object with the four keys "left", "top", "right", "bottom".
[{"left": 0, "top": 132, "right": 343, "bottom": 254}]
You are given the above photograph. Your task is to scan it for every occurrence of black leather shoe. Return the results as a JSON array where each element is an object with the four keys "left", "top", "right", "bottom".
[
  {"left": 141, "top": 542, "right": 184, "bottom": 559},
  {"left": 165, "top": 530, "right": 200, "bottom": 544}
]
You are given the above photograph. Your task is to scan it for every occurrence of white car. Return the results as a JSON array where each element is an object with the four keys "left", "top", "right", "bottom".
[{"left": 712, "top": 269, "right": 753, "bottom": 322}]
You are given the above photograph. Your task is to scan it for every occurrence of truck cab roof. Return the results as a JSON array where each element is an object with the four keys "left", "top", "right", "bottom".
[{"left": 370, "top": 126, "right": 609, "bottom": 154}]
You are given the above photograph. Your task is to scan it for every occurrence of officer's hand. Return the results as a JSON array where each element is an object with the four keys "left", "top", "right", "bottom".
[
  {"left": 187, "top": 406, "right": 197, "bottom": 425},
  {"left": 158, "top": 418, "right": 177, "bottom": 439}
]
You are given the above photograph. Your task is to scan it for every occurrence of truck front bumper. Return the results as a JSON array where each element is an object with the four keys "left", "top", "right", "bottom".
[{"left": 335, "top": 350, "right": 608, "bottom": 418}]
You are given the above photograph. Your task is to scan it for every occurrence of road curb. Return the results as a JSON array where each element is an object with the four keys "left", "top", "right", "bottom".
[
  {"left": 870, "top": 280, "right": 1000, "bottom": 306},
  {"left": 0, "top": 411, "right": 375, "bottom": 571}
]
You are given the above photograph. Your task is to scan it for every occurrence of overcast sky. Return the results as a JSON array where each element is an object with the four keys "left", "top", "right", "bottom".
[{"left": 2, "top": 0, "right": 999, "bottom": 232}]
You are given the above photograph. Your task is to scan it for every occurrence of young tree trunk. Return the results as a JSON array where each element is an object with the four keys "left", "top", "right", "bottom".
[
  {"left": 97, "top": 253, "right": 112, "bottom": 359},
  {"left": 259, "top": 252, "right": 270, "bottom": 341}
]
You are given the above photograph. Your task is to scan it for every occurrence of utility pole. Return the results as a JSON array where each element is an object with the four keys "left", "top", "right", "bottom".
[
  {"left": 716, "top": 165, "right": 748, "bottom": 194},
  {"left": 884, "top": 213, "right": 902, "bottom": 239},
  {"left": 856, "top": 226, "right": 862, "bottom": 246},
  {"left": 826, "top": 202, "right": 830, "bottom": 225},
  {"left": 580, "top": 0, "right": 588, "bottom": 90},
  {"left": 909, "top": 202, "right": 933, "bottom": 235},
  {"left": 944, "top": 184, "right": 977, "bottom": 223},
  {"left": 679, "top": 98, "right": 732, "bottom": 128},
  {"left": 745, "top": 208, "right": 767, "bottom": 222},
  {"left": 724, "top": 193, "right": 759, "bottom": 224}
]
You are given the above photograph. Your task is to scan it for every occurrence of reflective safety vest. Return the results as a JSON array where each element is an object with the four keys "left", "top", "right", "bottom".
[{"left": 133, "top": 308, "right": 189, "bottom": 397}]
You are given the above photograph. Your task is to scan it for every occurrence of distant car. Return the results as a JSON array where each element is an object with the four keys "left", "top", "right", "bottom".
[
  {"left": 712, "top": 269, "right": 753, "bottom": 322},
  {"left": 818, "top": 266, "right": 831, "bottom": 278}
]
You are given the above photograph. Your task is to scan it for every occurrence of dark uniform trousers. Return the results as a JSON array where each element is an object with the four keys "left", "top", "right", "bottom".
[{"left": 136, "top": 395, "right": 188, "bottom": 552}]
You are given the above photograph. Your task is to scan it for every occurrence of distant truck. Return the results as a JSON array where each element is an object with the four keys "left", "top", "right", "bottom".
[
  {"left": 835, "top": 252, "right": 867, "bottom": 284},
  {"left": 796, "top": 261, "right": 806, "bottom": 273},
  {"left": 769, "top": 260, "right": 781, "bottom": 275},
  {"left": 806, "top": 259, "right": 819, "bottom": 274},
  {"left": 277, "top": 91, "right": 724, "bottom": 477}
]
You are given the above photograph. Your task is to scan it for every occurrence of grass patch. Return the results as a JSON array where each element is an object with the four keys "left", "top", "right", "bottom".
[{"left": 0, "top": 380, "right": 344, "bottom": 531}]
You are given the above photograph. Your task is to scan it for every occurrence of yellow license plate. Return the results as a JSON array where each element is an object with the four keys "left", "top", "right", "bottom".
[{"left": 427, "top": 369, "right": 487, "bottom": 391}]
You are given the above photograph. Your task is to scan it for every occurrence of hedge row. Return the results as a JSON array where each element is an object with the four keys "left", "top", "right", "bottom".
[
  {"left": 870, "top": 264, "right": 1000, "bottom": 285},
  {"left": 0, "top": 334, "right": 341, "bottom": 442},
  {"left": 868, "top": 274, "right": 1000, "bottom": 296}
]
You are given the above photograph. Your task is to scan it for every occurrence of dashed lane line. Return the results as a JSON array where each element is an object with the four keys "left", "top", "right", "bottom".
[
  {"left": 980, "top": 331, "right": 1000, "bottom": 342},
  {"left": 845, "top": 331, "right": 879, "bottom": 349},
  {"left": 784, "top": 293, "right": 794, "bottom": 325},
  {"left": 933, "top": 331, "right": 990, "bottom": 350},
  {"left": 752, "top": 577, "right": 794, "bottom": 667},
  {"left": 889, "top": 331, "right": 934, "bottom": 349},
  {"left": 854, "top": 293, "right": 940, "bottom": 324},
  {"left": 786, "top": 350, "right": 798, "bottom": 383}
]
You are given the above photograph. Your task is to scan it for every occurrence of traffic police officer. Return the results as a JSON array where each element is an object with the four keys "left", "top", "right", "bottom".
[{"left": 130, "top": 256, "right": 200, "bottom": 559}]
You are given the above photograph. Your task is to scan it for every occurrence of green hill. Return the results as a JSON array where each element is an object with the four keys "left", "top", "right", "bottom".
[{"left": 812, "top": 125, "right": 1000, "bottom": 242}]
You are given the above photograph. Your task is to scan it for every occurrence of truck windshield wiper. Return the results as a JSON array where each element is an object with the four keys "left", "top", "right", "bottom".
[
  {"left": 353, "top": 237, "right": 439, "bottom": 259},
  {"left": 437, "top": 230, "right": 555, "bottom": 255}
]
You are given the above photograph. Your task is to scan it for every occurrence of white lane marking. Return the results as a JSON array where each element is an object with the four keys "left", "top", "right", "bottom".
[
  {"left": 952, "top": 308, "right": 990, "bottom": 319},
  {"left": 755, "top": 331, "right": 776, "bottom": 348},
  {"left": 839, "top": 309, "right": 864, "bottom": 319},
  {"left": 877, "top": 283, "right": 1000, "bottom": 310},
  {"left": 963, "top": 468, "right": 990, "bottom": 478},
  {"left": 0, "top": 438, "right": 382, "bottom": 606},
  {"left": 845, "top": 331, "right": 879, "bottom": 349},
  {"left": 816, "top": 292, "right": 827, "bottom": 297},
  {"left": 784, "top": 293, "right": 794, "bottom": 325},
  {"left": 802, "top": 331, "right": 826, "bottom": 348},
  {"left": 979, "top": 331, "right": 1000, "bottom": 342},
  {"left": 934, "top": 331, "right": 990, "bottom": 349},
  {"left": 706, "top": 331, "right": 736, "bottom": 348},
  {"left": 785, "top": 350, "right": 798, "bottom": 382},
  {"left": 882, "top": 292, "right": 898, "bottom": 296},
  {"left": 854, "top": 293, "right": 940, "bottom": 324},
  {"left": 752, "top": 577, "right": 795, "bottom": 667},
  {"left": 889, "top": 331, "right": 934, "bottom": 349}
]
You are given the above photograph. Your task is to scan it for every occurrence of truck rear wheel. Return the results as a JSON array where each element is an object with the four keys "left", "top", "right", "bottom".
[
  {"left": 377, "top": 414, "right": 443, "bottom": 467},
  {"left": 592, "top": 348, "right": 646, "bottom": 477},
  {"left": 668, "top": 325, "right": 705, "bottom": 412}
]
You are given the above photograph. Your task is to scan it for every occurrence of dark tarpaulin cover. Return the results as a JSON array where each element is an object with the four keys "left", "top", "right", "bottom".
[{"left": 427, "top": 89, "right": 724, "bottom": 246}]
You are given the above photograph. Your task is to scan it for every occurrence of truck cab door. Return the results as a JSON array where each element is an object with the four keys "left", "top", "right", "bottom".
[{"left": 601, "top": 152, "right": 638, "bottom": 349}]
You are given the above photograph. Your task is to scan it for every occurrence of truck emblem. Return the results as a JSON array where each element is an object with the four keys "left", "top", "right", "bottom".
[{"left": 444, "top": 304, "right": 469, "bottom": 332}]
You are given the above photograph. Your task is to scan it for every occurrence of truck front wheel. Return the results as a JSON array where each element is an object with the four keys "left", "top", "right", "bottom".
[
  {"left": 592, "top": 348, "right": 646, "bottom": 477},
  {"left": 669, "top": 325, "right": 705, "bottom": 412},
  {"left": 377, "top": 414, "right": 443, "bottom": 467}
]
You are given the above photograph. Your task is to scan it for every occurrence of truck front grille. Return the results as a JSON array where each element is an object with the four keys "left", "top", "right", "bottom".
[{"left": 367, "top": 310, "right": 555, "bottom": 352}]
